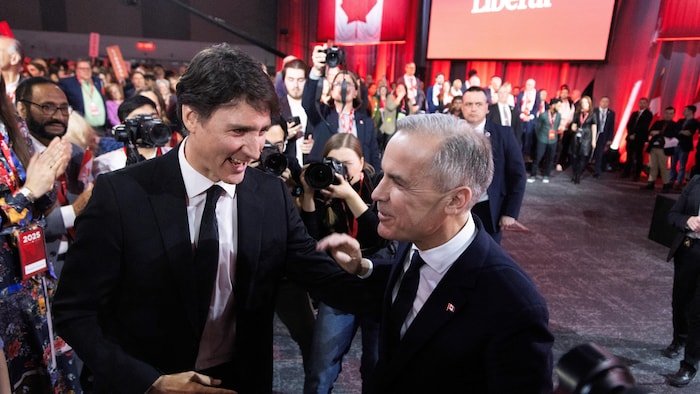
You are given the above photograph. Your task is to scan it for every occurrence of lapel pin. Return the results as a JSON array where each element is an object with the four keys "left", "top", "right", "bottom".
[{"left": 446, "top": 303, "right": 455, "bottom": 313}]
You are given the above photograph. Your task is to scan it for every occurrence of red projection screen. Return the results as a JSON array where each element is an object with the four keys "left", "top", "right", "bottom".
[{"left": 427, "top": 0, "right": 616, "bottom": 61}]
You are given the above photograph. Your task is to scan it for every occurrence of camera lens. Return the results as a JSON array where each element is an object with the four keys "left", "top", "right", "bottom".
[
  {"left": 263, "top": 153, "right": 288, "bottom": 177},
  {"left": 146, "top": 122, "right": 172, "bottom": 147},
  {"left": 305, "top": 162, "right": 335, "bottom": 189}
]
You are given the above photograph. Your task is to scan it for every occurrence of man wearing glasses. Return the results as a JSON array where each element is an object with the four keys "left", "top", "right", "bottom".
[
  {"left": 15, "top": 77, "right": 93, "bottom": 277},
  {"left": 58, "top": 58, "right": 107, "bottom": 134}
]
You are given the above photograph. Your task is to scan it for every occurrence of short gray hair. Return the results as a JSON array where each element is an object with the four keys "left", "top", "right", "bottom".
[{"left": 394, "top": 114, "right": 494, "bottom": 207}]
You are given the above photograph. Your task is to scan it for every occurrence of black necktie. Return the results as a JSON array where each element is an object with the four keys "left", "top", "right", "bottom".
[
  {"left": 196, "top": 185, "right": 222, "bottom": 326},
  {"left": 388, "top": 250, "right": 425, "bottom": 354}
]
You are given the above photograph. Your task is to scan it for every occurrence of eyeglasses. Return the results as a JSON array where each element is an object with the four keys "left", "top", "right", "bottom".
[{"left": 19, "top": 100, "right": 72, "bottom": 117}]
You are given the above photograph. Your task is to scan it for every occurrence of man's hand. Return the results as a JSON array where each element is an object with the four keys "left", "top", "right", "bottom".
[
  {"left": 72, "top": 183, "right": 93, "bottom": 216},
  {"left": 687, "top": 216, "right": 700, "bottom": 233},
  {"left": 499, "top": 215, "right": 516, "bottom": 230},
  {"left": 317, "top": 233, "right": 365, "bottom": 275},
  {"left": 300, "top": 135, "right": 314, "bottom": 155},
  {"left": 147, "top": 371, "right": 237, "bottom": 394},
  {"left": 287, "top": 122, "right": 303, "bottom": 140}
]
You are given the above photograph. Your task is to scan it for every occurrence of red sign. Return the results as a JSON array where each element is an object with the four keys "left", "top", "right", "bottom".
[
  {"left": 89, "top": 32, "right": 100, "bottom": 58},
  {"left": 106, "top": 45, "right": 129, "bottom": 81}
]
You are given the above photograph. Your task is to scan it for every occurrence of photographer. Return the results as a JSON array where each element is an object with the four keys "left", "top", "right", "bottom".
[
  {"left": 302, "top": 44, "right": 381, "bottom": 171},
  {"left": 253, "top": 115, "right": 302, "bottom": 193},
  {"left": 93, "top": 95, "right": 171, "bottom": 176},
  {"left": 300, "top": 133, "right": 388, "bottom": 394}
]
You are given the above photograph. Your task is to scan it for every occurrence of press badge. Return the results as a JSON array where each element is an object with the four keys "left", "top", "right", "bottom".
[
  {"left": 548, "top": 129, "right": 556, "bottom": 141},
  {"left": 16, "top": 227, "right": 49, "bottom": 279}
]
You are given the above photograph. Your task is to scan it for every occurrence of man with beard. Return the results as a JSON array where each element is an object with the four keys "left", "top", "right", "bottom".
[{"left": 15, "top": 77, "right": 93, "bottom": 277}]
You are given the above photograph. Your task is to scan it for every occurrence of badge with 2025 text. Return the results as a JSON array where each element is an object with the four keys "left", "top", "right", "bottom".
[{"left": 17, "top": 227, "right": 49, "bottom": 279}]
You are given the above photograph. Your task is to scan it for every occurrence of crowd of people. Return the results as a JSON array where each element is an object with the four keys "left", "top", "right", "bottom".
[{"left": 1, "top": 29, "right": 700, "bottom": 392}]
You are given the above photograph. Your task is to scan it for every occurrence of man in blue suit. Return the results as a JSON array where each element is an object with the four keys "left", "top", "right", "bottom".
[
  {"left": 318, "top": 114, "right": 553, "bottom": 393},
  {"left": 593, "top": 96, "right": 616, "bottom": 178},
  {"left": 462, "top": 86, "right": 527, "bottom": 243}
]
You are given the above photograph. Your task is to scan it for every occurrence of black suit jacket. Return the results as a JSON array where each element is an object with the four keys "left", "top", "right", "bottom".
[
  {"left": 53, "top": 147, "right": 381, "bottom": 393},
  {"left": 58, "top": 76, "right": 106, "bottom": 118},
  {"left": 626, "top": 108, "right": 653, "bottom": 142},
  {"left": 302, "top": 77, "right": 381, "bottom": 169},
  {"left": 667, "top": 175, "right": 700, "bottom": 261},
  {"left": 373, "top": 220, "right": 553, "bottom": 393},
  {"left": 594, "top": 108, "right": 616, "bottom": 145},
  {"left": 477, "top": 121, "right": 527, "bottom": 233}
]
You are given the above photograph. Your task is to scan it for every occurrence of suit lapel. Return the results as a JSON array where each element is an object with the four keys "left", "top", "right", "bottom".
[
  {"left": 147, "top": 148, "right": 200, "bottom": 333},
  {"left": 232, "top": 169, "right": 264, "bottom": 309},
  {"left": 382, "top": 226, "right": 492, "bottom": 380}
]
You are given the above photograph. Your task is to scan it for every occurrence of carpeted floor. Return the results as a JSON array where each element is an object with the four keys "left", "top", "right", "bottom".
[{"left": 272, "top": 168, "right": 692, "bottom": 393}]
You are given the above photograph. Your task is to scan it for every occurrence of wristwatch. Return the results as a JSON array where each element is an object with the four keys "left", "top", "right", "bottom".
[{"left": 19, "top": 187, "right": 36, "bottom": 203}]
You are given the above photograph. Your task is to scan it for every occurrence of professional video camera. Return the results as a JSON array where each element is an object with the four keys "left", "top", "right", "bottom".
[
  {"left": 259, "top": 142, "right": 288, "bottom": 177},
  {"left": 555, "top": 343, "right": 654, "bottom": 394},
  {"left": 324, "top": 46, "right": 345, "bottom": 68},
  {"left": 304, "top": 157, "right": 348, "bottom": 189},
  {"left": 111, "top": 114, "right": 171, "bottom": 148}
]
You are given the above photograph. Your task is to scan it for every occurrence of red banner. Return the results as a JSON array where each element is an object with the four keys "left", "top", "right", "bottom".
[
  {"left": 89, "top": 32, "right": 100, "bottom": 58},
  {"left": 317, "top": 0, "right": 408, "bottom": 44},
  {"left": 106, "top": 45, "right": 128, "bottom": 81}
]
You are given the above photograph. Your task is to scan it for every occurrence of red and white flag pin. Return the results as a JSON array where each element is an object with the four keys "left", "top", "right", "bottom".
[{"left": 446, "top": 303, "right": 455, "bottom": 313}]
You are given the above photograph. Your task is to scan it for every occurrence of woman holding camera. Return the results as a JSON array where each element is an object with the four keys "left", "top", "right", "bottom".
[
  {"left": 0, "top": 75, "right": 81, "bottom": 392},
  {"left": 302, "top": 45, "right": 381, "bottom": 170},
  {"left": 300, "top": 133, "right": 390, "bottom": 394}
]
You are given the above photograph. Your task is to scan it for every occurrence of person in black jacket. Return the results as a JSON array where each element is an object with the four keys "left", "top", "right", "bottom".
[
  {"left": 622, "top": 97, "right": 653, "bottom": 180},
  {"left": 665, "top": 175, "right": 700, "bottom": 386}
]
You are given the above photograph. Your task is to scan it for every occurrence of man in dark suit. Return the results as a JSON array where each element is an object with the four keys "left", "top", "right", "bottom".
[
  {"left": 15, "top": 77, "right": 92, "bottom": 277},
  {"left": 395, "top": 62, "right": 425, "bottom": 112},
  {"left": 463, "top": 86, "right": 527, "bottom": 243},
  {"left": 622, "top": 97, "right": 653, "bottom": 180},
  {"left": 665, "top": 175, "right": 700, "bottom": 386},
  {"left": 58, "top": 58, "right": 106, "bottom": 134},
  {"left": 592, "top": 96, "right": 616, "bottom": 178},
  {"left": 318, "top": 114, "right": 553, "bottom": 392},
  {"left": 53, "top": 44, "right": 380, "bottom": 394},
  {"left": 487, "top": 84, "right": 520, "bottom": 144}
]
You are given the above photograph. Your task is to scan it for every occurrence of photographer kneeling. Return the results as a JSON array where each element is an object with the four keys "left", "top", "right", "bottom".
[
  {"left": 300, "top": 133, "right": 390, "bottom": 394},
  {"left": 93, "top": 95, "right": 171, "bottom": 176}
]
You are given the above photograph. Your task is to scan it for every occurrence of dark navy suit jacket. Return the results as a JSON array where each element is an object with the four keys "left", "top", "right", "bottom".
[
  {"left": 373, "top": 218, "right": 553, "bottom": 393},
  {"left": 478, "top": 121, "right": 527, "bottom": 236}
]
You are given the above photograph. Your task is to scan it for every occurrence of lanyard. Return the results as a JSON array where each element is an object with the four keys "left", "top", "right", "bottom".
[
  {"left": 339, "top": 110, "right": 355, "bottom": 134},
  {"left": 342, "top": 173, "right": 364, "bottom": 239},
  {"left": 0, "top": 135, "right": 21, "bottom": 193},
  {"left": 580, "top": 112, "right": 589, "bottom": 125}
]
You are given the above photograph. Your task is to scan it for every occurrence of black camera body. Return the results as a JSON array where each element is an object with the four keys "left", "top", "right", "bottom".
[
  {"left": 259, "top": 142, "right": 288, "bottom": 177},
  {"left": 112, "top": 114, "right": 171, "bottom": 147},
  {"left": 324, "top": 46, "right": 346, "bottom": 68},
  {"left": 304, "top": 157, "right": 348, "bottom": 189}
]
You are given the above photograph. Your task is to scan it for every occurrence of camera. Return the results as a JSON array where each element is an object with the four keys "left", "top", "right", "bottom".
[
  {"left": 555, "top": 343, "right": 653, "bottom": 394},
  {"left": 324, "top": 46, "right": 346, "bottom": 68},
  {"left": 304, "top": 157, "right": 348, "bottom": 189},
  {"left": 112, "top": 114, "right": 171, "bottom": 147},
  {"left": 259, "top": 142, "right": 288, "bottom": 177}
]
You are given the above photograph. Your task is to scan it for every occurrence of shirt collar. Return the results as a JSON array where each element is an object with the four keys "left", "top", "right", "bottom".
[
  {"left": 474, "top": 119, "right": 487, "bottom": 134},
  {"left": 179, "top": 137, "right": 237, "bottom": 199},
  {"left": 29, "top": 134, "right": 47, "bottom": 153},
  {"left": 413, "top": 212, "right": 477, "bottom": 275}
]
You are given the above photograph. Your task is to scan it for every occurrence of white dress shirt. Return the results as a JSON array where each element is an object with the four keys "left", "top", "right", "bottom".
[
  {"left": 178, "top": 139, "right": 239, "bottom": 370},
  {"left": 392, "top": 213, "right": 477, "bottom": 337}
]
